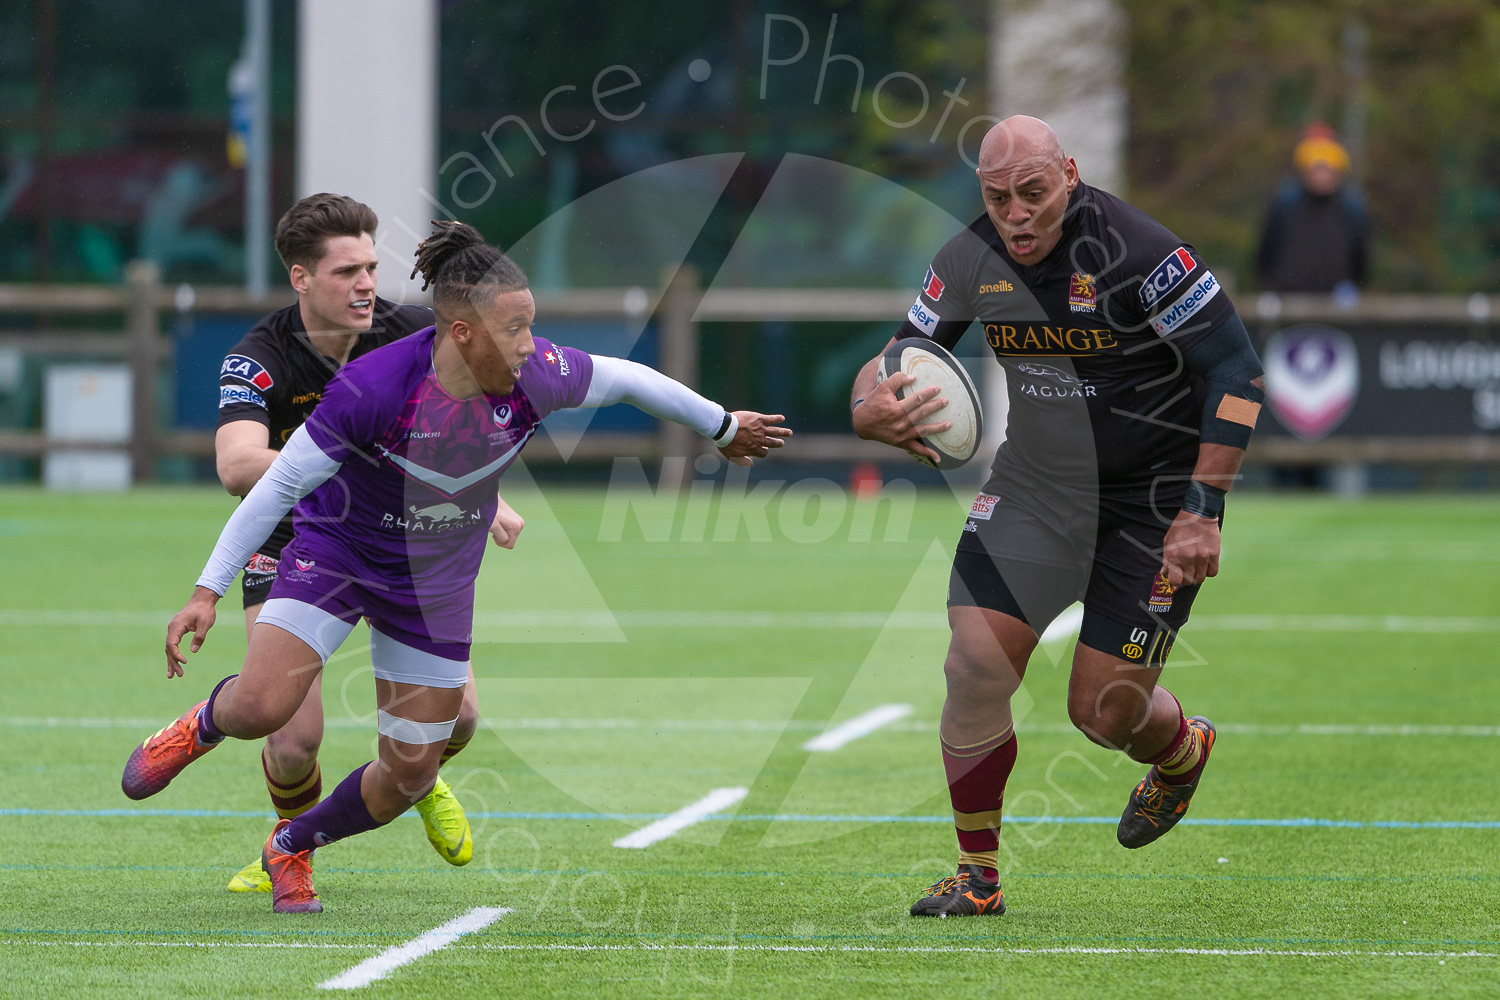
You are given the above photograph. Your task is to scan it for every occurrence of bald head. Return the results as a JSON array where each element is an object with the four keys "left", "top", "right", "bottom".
[
  {"left": 975, "top": 115, "right": 1080, "bottom": 264},
  {"left": 978, "top": 116, "right": 1067, "bottom": 178}
]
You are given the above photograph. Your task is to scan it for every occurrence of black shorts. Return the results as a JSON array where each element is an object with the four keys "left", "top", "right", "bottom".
[
  {"left": 241, "top": 552, "right": 279, "bottom": 610},
  {"left": 947, "top": 466, "right": 1217, "bottom": 666}
]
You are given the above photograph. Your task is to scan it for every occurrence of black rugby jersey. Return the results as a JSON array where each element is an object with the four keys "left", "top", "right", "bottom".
[
  {"left": 217, "top": 296, "right": 434, "bottom": 560},
  {"left": 898, "top": 183, "right": 1237, "bottom": 492}
]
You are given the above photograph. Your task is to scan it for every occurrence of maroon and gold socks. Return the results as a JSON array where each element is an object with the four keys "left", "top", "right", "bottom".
[{"left": 941, "top": 730, "right": 1019, "bottom": 882}]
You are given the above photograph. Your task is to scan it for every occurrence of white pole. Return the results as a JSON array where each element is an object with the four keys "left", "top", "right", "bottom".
[{"left": 245, "top": 0, "right": 271, "bottom": 298}]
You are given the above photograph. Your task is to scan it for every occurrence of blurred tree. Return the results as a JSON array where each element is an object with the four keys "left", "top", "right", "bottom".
[{"left": 1126, "top": 0, "right": 1500, "bottom": 293}]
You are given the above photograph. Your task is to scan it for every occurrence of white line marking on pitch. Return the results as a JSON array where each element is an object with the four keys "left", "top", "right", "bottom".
[
  {"left": 803, "top": 704, "right": 913, "bottom": 751},
  {"left": 317, "top": 906, "right": 510, "bottom": 990},
  {"left": 613, "top": 787, "right": 748, "bottom": 849}
]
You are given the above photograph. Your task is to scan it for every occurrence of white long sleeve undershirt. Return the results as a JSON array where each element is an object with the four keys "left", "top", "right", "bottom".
[
  {"left": 582, "top": 355, "right": 736, "bottom": 443},
  {"left": 195, "top": 426, "right": 340, "bottom": 596}
]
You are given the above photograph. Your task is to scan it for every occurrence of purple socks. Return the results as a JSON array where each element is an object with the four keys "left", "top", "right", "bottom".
[
  {"left": 273, "top": 763, "right": 382, "bottom": 854},
  {"left": 195, "top": 674, "right": 237, "bottom": 745}
]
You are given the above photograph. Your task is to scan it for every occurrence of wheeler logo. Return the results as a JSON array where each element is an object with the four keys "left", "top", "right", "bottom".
[
  {"left": 923, "top": 267, "right": 945, "bottom": 301},
  {"left": 908, "top": 298, "right": 941, "bottom": 335},
  {"left": 493, "top": 403, "right": 513, "bottom": 428},
  {"left": 1149, "top": 272, "right": 1221, "bottom": 336},
  {"left": 1264, "top": 326, "right": 1360, "bottom": 441},
  {"left": 1139, "top": 247, "right": 1198, "bottom": 307},
  {"left": 221, "top": 354, "right": 274, "bottom": 391},
  {"left": 219, "top": 384, "right": 266, "bottom": 410}
]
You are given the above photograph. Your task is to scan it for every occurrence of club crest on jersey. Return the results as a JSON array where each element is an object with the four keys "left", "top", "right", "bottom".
[
  {"left": 1148, "top": 571, "right": 1176, "bottom": 612},
  {"left": 295, "top": 558, "right": 315, "bottom": 572},
  {"left": 1140, "top": 247, "right": 1198, "bottom": 307},
  {"left": 923, "top": 267, "right": 946, "bottom": 301},
  {"left": 1068, "top": 273, "right": 1097, "bottom": 313},
  {"left": 493, "top": 403, "right": 513, "bottom": 428},
  {"left": 221, "top": 354, "right": 273, "bottom": 391}
]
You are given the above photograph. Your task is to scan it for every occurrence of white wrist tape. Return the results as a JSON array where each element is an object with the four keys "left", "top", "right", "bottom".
[
  {"left": 377, "top": 710, "right": 459, "bottom": 745},
  {"left": 712, "top": 412, "right": 739, "bottom": 447}
]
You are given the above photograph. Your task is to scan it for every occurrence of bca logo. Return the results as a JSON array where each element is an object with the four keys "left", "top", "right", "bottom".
[
  {"left": 221, "top": 354, "right": 274, "bottom": 391},
  {"left": 1139, "top": 247, "right": 1197, "bottom": 307}
]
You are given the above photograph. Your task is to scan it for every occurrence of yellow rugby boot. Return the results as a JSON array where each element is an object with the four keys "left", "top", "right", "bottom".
[
  {"left": 228, "top": 856, "right": 272, "bottom": 893},
  {"left": 415, "top": 775, "right": 472, "bottom": 866}
]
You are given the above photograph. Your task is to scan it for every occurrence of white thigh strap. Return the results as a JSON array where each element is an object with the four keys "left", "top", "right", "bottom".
[{"left": 377, "top": 710, "right": 459, "bottom": 745}]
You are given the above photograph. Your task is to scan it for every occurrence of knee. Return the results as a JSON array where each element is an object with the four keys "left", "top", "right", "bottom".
[
  {"left": 452, "top": 695, "right": 479, "bottom": 744},
  {"left": 226, "top": 694, "right": 292, "bottom": 741},
  {"left": 1067, "top": 682, "right": 1151, "bottom": 750},
  {"left": 943, "top": 639, "right": 1029, "bottom": 705},
  {"left": 264, "top": 725, "right": 321, "bottom": 774},
  {"left": 376, "top": 753, "right": 441, "bottom": 809}
]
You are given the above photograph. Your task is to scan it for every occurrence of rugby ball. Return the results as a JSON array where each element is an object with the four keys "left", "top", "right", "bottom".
[{"left": 875, "top": 338, "right": 984, "bottom": 470}]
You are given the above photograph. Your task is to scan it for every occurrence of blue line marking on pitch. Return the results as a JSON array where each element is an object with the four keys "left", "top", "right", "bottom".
[{"left": 3, "top": 807, "right": 1500, "bottom": 829}]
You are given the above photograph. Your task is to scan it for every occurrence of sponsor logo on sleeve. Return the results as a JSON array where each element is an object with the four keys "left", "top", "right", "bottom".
[
  {"left": 1139, "top": 247, "right": 1199, "bottom": 307},
  {"left": 543, "top": 349, "right": 571, "bottom": 376},
  {"left": 968, "top": 492, "right": 1000, "bottom": 520},
  {"left": 219, "top": 384, "right": 267, "bottom": 409},
  {"left": 922, "top": 266, "right": 946, "bottom": 301},
  {"left": 1149, "top": 271, "right": 1221, "bottom": 336},
  {"left": 908, "top": 297, "right": 941, "bottom": 336},
  {"left": 244, "top": 553, "right": 278, "bottom": 576},
  {"left": 221, "top": 354, "right": 274, "bottom": 391},
  {"left": 1068, "top": 272, "right": 1097, "bottom": 313}
]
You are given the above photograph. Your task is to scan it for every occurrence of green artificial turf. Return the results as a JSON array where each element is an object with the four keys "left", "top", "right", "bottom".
[{"left": 1, "top": 481, "right": 1497, "bottom": 998}]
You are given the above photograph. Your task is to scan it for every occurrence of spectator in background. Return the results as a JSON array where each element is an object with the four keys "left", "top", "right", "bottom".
[{"left": 1255, "top": 123, "right": 1369, "bottom": 302}]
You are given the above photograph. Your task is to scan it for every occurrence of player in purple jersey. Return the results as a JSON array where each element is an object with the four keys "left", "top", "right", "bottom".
[
  {"left": 213, "top": 193, "right": 514, "bottom": 892},
  {"left": 122, "top": 221, "right": 791, "bottom": 912}
]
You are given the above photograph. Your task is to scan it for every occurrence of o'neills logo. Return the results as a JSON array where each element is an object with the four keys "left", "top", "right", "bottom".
[{"left": 979, "top": 280, "right": 1014, "bottom": 294}]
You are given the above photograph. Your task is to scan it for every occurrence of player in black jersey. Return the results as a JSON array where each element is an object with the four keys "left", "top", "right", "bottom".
[
  {"left": 211, "top": 194, "right": 523, "bottom": 891},
  {"left": 851, "top": 117, "right": 1265, "bottom": 917}
]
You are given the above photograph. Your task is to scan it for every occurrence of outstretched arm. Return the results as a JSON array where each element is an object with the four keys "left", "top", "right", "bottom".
[
  {"left": 164, "top": 426, "right": 341, "bottom": 675},
  {"left": 583, "top": 355, "right": 792, "bottom": 466}
]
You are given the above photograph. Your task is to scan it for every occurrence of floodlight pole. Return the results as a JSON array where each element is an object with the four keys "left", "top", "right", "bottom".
[{"left": 245, "top": 0, "right": 271, "bottom": 299}]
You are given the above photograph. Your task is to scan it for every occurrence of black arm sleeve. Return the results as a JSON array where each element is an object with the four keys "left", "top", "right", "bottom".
[{"left": 1181, "top": 312, "right": 1265, "bottom": 450}]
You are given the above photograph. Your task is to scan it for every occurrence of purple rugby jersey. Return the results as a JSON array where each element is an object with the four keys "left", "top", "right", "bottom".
[{"left": 266, "top": 328, "right": 591, "bottom": 654}]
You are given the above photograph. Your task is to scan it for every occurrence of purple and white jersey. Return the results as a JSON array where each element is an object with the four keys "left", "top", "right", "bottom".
[{"left": 291, "top": 328, "right": 591, "bottom": 600}]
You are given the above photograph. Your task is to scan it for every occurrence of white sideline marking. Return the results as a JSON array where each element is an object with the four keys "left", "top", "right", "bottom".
[
  {"left": 803, "top": 704, "right": 912, "bottom": 751},
  {"left": 316, "top": 906, "right": 510, "bottom": 990},
  {"left": 612, "top": 787, "right": 748, "bottom": 849},
  {"left": 4, "top": 939, "right": 1494, "bottom": 960},
  {"left": 5, "top": 608, "right": 1500, "bottom": 633},
  {"left": 1039, "top": 603, "right": 1084, "bottom": 644}
]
